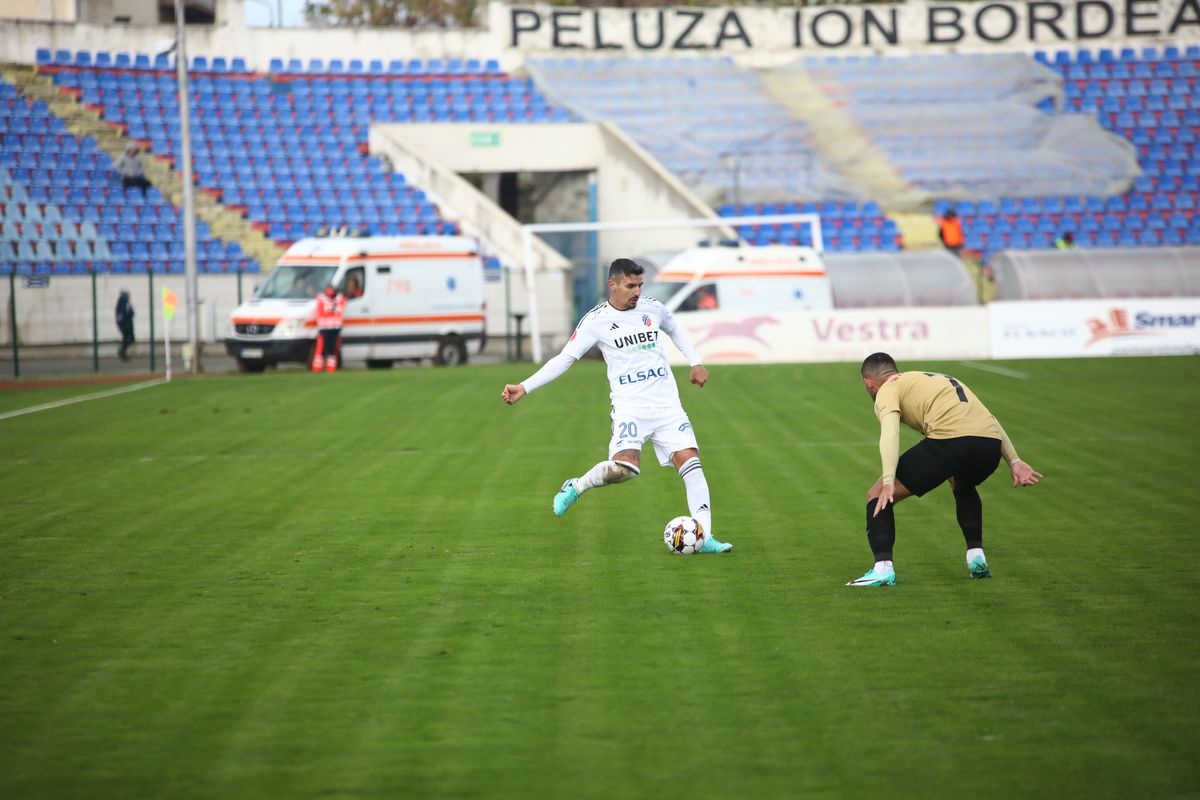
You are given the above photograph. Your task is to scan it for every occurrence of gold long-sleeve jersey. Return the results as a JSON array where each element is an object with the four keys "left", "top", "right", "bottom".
[
  {"left": 873, "top": 372, "right": 1019, "bottom": 483},
  {"left": 873, "top": 371, "right": 1001, "bottom": 440}
]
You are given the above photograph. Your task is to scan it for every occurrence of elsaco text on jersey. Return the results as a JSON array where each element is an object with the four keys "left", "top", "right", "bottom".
[{"left": 618, "top": 366, "right": 669, "bottom": 386}]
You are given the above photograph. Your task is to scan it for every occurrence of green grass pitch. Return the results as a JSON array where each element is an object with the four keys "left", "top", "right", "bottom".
[{"left": 1, "top": 357, "right": 1197, "bottom": 799}]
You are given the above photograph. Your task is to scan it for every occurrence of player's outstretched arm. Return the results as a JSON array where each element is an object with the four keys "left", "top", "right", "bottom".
[
  {"left": 992, "top": 416, "right": 1042, "bottom": 487},
  {"left": 501, "top": 384, "right": 527, "bottom": 405},
  {"left": 1009, "top": 459, "right": 1043, "bottom": 487}
]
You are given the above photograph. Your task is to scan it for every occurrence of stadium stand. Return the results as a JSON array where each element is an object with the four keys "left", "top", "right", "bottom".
[
  {"left": 32, "top": 52, "right": 569, "bottom": 252},
  {"left": 528, "top": 56, "right": 902, "bottom": 253},
  {"left": 935, "top": 46, "right": 1200, "bottom": 261},
  {"left": 0, "top": 78, "right": 257, "bottom": 275},
  {"left": 805, "top": 52, "right": 1139, "bottom": 201},
  {"left": 718, "top": 200, "right": 902, "bottom": 253},
  {"left": 14, "top": 46, "right": 1196, "bottom": 269},
  {"left": 530, "top": 56, "right": 842, "bottom": 203},
  {"left": 530, "top": 50, "right": 1198, "bottom": 259}
]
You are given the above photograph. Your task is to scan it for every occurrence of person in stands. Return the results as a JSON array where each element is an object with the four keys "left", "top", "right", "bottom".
[
  {"left": 115, "top": 144, "right": 152, "bottom": 196},
  {"left": 938, "top": 209, "right": 965, "bottom": 257}
]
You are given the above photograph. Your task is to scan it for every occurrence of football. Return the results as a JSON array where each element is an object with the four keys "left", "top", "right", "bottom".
[{"left": 663, "top": 516, "right": 707, "bottom": 555}]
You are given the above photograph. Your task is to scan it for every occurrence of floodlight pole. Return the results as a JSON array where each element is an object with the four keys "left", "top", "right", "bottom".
[
  {"left": 173, "top": 0, "right": 201, "bottom": 372},
  {"left": 519, "top": 213, "right": 823, "bottom": 365}
]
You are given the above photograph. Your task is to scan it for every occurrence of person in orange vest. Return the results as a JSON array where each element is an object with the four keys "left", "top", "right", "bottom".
[
  {"left": 938, "top": 209, "right": 965, "bottom": 256},
  {"left": 312, "top": 284, "right": 346, "bottom": 373}
]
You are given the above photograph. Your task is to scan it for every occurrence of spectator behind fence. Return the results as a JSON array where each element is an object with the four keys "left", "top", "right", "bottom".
[
  {"left": 115, "top": 290, "right": 135, "bottom": 361},
  {"left": 938, "top": 209, "right": 964, "bottom": 257},
  {"left": 115, "top": 144, "right": 152, "bottom": 196},
  {"left": 1055, "top": 231, "right": 1077, "bottom": 249}
]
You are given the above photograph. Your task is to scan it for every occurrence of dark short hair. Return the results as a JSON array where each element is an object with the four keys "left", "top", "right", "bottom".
[
  {"left": 861, "top": 352, "right": 899, "bottom": 377},
  {"left": 608, "top": 258, "right": 644, "bottom": 280}
]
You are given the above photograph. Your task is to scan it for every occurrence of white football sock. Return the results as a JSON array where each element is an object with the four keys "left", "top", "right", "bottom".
[
  {"left": 966, "top": 547, "right": 986, "bottom": 564},
  {"left": 677, "top": 457, "right": 713, "bottom": 536},
  {"left": 574, "top": 460, "right": 638, "bottom": 494},
  {"left": 875, "top": 560, "right": 894, "bottom": 574}
]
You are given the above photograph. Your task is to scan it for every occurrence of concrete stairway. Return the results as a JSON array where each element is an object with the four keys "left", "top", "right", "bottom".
[{"left": 2, "top": 63, "right": 285, "bottom": 271}]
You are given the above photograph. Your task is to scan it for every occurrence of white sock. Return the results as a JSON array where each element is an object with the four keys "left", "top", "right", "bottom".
[
  {"left": 575, "top": 460, "right": 638, "bottom": 494},
  {"left": 677, "top": 457, "right": 713, "bottom": 536},
  {"left": 875, "top": 560, "right": 894, "bottom": 574},
  {"left": 966, "top": 548, "right": 986, "bottom": 564}
]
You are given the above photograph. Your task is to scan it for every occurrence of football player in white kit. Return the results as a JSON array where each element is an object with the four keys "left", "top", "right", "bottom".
[{"left": 501, "top": 258, "right": 732, "bottom": 553}]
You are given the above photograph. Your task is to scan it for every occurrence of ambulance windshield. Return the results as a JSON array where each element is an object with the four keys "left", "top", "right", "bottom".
[
  {"left": 256, "top": 266, "right": 339, "bottom": 300},
  {"left": 642, "top": 280, "right": 686, "bottom": 306}
]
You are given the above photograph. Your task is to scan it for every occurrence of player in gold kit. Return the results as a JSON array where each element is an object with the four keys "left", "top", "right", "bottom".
[{"left": 848, "top": 352, "right": 1043, "bottom": 587}]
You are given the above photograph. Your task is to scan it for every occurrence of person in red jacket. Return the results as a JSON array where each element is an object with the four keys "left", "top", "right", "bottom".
[{"left": 312, "top": 284, "right": 346, "bottom": 372}]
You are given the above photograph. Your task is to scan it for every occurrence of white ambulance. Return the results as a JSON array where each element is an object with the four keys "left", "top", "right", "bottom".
[
  {"left": 224, "top": 235, "right": 486, "bottom": 372},
  {"left": 643, "top": 245, "right": 834, "bottom": 314}
]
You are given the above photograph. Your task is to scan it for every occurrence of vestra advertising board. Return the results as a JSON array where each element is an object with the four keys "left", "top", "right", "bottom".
[
  {"left": 989, "top": 299, "right": 1200, "bottom": 358},
  {"left": 664, "top": 307, "right": 989, "bottom": 365}
]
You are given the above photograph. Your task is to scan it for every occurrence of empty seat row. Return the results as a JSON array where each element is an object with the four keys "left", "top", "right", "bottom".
[
  {"left": 36, "top": 49, "right": 503, "bottom": 76},
  {"left": 6, "top": 259, "right": 262, "bottom": 274},
  {"left": 1036, "top": 46, "right": 1200, "bottom": 64}
]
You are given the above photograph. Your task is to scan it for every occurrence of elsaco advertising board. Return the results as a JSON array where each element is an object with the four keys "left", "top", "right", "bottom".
[{"left": 989, "top": 299, "right": 1200, "bottom": 359}]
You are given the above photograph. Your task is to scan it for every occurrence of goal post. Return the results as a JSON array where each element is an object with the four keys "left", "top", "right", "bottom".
[{"left": 518, "top": 212, "right": 823, "bottom": 362}]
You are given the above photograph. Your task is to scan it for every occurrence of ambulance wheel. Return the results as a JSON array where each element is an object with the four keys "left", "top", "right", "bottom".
[
  {"left": 366, "top": 359, "right": 393, "bottom": 369},
  {"left": 237, "top": 357, "right": 266, "bottom": 373},
  {"left": 434, "top": 336, "right": 467, "bottom": 367}
]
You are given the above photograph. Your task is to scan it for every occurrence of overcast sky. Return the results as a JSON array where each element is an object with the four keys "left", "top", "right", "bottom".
[{"left": 243, "top": 0, "right": 307, "bottom": 28}]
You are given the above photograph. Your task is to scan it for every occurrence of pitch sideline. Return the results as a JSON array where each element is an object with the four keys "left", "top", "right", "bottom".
[{"left": 0, "top": 379, "right": 168, "bottom": 422}]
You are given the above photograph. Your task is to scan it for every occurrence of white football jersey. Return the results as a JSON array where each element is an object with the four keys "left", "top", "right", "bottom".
[{"left": 563, "top": 297, "right": 687, "bottom": 410}]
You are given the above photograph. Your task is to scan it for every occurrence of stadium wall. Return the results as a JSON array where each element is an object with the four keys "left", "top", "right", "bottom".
[
  {"left": 5, "top": 0, "right": 75, "bottom": 24},
  {"left": 7, "top": 286, "right": 1197, "bottom": 360},
  {"left": 368, "top": 124, "right": 575, "bottom": 274},
  {"left": 3, "top": 1, "right": 1197, "bottom": 69},
  {"left": 500, "top": 1, "right": 1199, "bottom": 61},
  {"left": 370, "top": 121, "right": 727, "bottom": 267},
  {"left": 0, "top": 18, "right": 502, "bottom": 71},
  {"left": 0, "top": 271, "right": 570, "bottom": 347},
  {"left": 2, "top": 273, "right": 242, "bottom": 347}
]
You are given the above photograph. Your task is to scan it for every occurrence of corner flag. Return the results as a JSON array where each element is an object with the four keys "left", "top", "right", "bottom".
[{"left": 162, "top": 288, "right": 179, "bottom": 321}]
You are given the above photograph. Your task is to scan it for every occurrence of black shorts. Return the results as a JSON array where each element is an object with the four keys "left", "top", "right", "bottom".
[
  {"left": 319, "top": 328, "right": 340, "bottom": 353},
  {"left": 895, "top": 436, "right": 1002, "bottom": 497}
]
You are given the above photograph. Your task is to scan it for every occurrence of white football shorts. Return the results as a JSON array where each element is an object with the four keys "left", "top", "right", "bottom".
[{"left": 608, "top": 405, "right": 698, "bottom": 466}]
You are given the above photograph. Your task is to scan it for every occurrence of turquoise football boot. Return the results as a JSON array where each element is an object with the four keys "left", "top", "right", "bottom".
[
  {"left": 968, "top": 554, "right": 992, "bottom": 579},
  {"left": 699, "top": 535, "right": 733, "bottom": 554},
  {"left": 552, "top": 478, "right": 580, "bottom": 517},
  {"left": 845, "top": 567, "right": 896, "bottom": 587}
]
